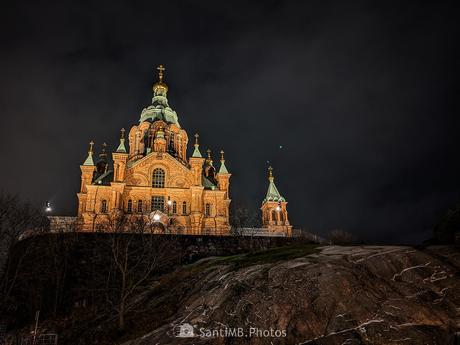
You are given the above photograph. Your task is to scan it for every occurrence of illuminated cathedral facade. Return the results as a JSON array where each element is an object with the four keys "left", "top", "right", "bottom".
[{"left": 76, "top": 66, "right": 291, "bottom": 235}]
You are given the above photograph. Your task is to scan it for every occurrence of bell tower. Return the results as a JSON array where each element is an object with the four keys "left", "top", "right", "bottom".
[{"left": 261, "top": 166, "right": 292, "bottom": 236}]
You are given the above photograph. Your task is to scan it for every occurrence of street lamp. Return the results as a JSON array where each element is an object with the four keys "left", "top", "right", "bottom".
[{"left": 45, "top": 201, "right": 52, "bottom": 213}]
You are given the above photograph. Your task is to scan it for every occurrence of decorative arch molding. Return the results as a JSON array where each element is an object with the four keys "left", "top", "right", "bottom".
[
  {"left": 169, "top": 176, "right": 192, "bottom": 188},
  {"left": 125, "top": 172, "right": 149, "bottom": 186}
]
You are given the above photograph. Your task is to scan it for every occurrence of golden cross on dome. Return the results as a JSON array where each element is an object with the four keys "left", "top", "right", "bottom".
[
  {"left": 89, "top": 140, "right": 94, "bottom": 153},
  {"left": 268, "top": 166, "right": 273, "bottom": 179},
  {"left": 194, "top": 133, "right": 199, "bottom": 145},
  {"left": 157, "top": 64, "right": 165, "bottom": 83},
  {"left": 120, "top": 128, "right": 125, "bottom": 138}
]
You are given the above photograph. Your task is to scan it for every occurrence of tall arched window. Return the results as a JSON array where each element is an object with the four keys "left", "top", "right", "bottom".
[
  {"left": 279, "top": 212, "right": 284, "bottom": 222},
  {"left": 152, "top": 168, "right": 165, "bottom": 188},
  {"left": 100, "top": 200, "right": 107, "bottom": 213},
  {"left": 127, "top": 200, "right": 132, "bottom": 213},
  {"left": 137, "top": 200, "right": 143, "bottom": 213},
  {"left": 271, "top": 210, "right": 277, "bottom": 223},
  {"left": 172, "top": 201, "right": 177, "bottom": 214},
  {"left": 205, "top": 203, "right": 211, "bottom": 217},
  {"left": 182, "top": 201, "right": 187, "bottom": 215}
]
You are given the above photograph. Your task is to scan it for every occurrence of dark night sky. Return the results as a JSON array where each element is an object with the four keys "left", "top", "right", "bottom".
[{"left": 0, "top": 1, "right": 459, "bottom": 243}]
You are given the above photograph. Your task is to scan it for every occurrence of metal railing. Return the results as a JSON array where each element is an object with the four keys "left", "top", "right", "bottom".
[{"left": 19, "top": 334, "right": 58, "bottom": 345}]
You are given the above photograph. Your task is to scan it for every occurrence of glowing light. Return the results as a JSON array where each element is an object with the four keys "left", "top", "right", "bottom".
[
  {"left": 167, "top": 200, "right": 172, "bottom": 206},
  {"left": 276, "top": 205, "right": 281, "bottom": 212},
  {"left": 153, "top": 214, "right": 160, "bottom": 221},
  {"left": 45, "top": 202, "right": 52, "bottom": 213}
]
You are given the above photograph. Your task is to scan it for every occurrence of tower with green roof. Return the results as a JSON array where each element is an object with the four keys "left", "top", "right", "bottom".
[{"left": 260, "top": 166, "right": 292, "bottom": 236}]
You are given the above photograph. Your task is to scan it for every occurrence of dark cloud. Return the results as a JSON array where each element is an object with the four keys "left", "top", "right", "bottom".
[{"left": 0, "top": 0, "right": 459, "bottom": 243}]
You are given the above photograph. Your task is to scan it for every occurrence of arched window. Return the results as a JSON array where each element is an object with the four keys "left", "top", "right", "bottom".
[
  {"left": 127, "top": 200, "right": 132, "bottom": 213},
  {"left": 152, "top": 168, "right": 165, "bottom": 188},
  {"left": 205, "top": 203, "right": 211, "bottom": 217},
  {"left": 272, "top": 210, "right": 277, "bottom": 222},
  {"left": 137, "top": 200, "right": 143, "bottom": 213},
  {"left": 279, "top": 212, "right": 284, "bottom": 222},
  {"left": 100, "top": 200, "right": 107, "bottom": 213},
  {"left": 172, "top": 201, "right": 177, "bottom": 214},
  {"left": 182, "top": 201, "right": 187, "bottom": 215}
]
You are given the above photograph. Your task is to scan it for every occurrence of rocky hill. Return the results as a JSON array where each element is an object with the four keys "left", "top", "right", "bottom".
[
  {"left": 2, "top": 236, "right": 459, "bottom": 345},
  {"left": 119, "top": 245, "right": 460, "bottom": 345}
]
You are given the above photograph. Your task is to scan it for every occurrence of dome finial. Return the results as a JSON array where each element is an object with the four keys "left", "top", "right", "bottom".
[
  {"left": 116, "top": 129, "right": 127, "bottom": 153},
  {"left": 206, "top": 149, "right": 213, "bottom": 165},
  {"left": 218, "top": 149, "right": 229, "bottom": 173},
  {"left": 220, "top": 150, "right": 225, "bottom": 162},
  {"left": 99, "top": 142, "right": 107, "bottom": 158},
  {"left": 192, "top": 133, "right": 202, "bottom": 158},
  {"left": 157, "top": 64, "right": 165, "bottom": 83},
  {"left": 268, "top": 166, "right": 274, "bottom": 181},
  {"left": 153, "top": 64, "right": 168, "bottom": 94},
  {"left": 83, "top": 140, "right": 95, "bottom": 166}
]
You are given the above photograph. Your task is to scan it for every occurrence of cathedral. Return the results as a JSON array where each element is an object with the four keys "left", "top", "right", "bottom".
[{"left": 76, "top": 66, "right": 291, "bottom": 235}]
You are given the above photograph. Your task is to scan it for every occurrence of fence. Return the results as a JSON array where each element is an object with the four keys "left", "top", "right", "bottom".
[
  {"left": 0, "top": 333, "right": 58, "bottom": 345},
  {"left": 236, "top": 228, "right": 289, "bottom": 237},
  {"left": 19, "top": 334, "right": 58, "bottom": 345}
]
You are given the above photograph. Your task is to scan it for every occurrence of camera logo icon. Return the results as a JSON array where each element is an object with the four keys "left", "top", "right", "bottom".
[{"left": 176, "top": 323, "right": 194, "bottom": 338}]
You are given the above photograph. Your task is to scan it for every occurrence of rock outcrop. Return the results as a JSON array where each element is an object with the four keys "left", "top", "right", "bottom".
[{"left": 122, "top": 245, "right": 459, "bottom": 345}]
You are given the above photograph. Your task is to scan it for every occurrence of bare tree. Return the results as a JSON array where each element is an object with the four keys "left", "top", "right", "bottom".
[
  {"left": 167, "top": 217, "right": 185, "bottom": 235},
  {"left": 0, "top": 192, "right": 49, "bottom": 311},
  {"left": 230, "top": 203, "right": 261, "bottom": 236},
  {"left": 45, "top": 229, "right": 77, "bottom": 316},
  {"left": 327, "top": 228, "right": 355, "bottom": 245},
  {"left": 100, "top": 214, "right": 177, "bottom": 331}
]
